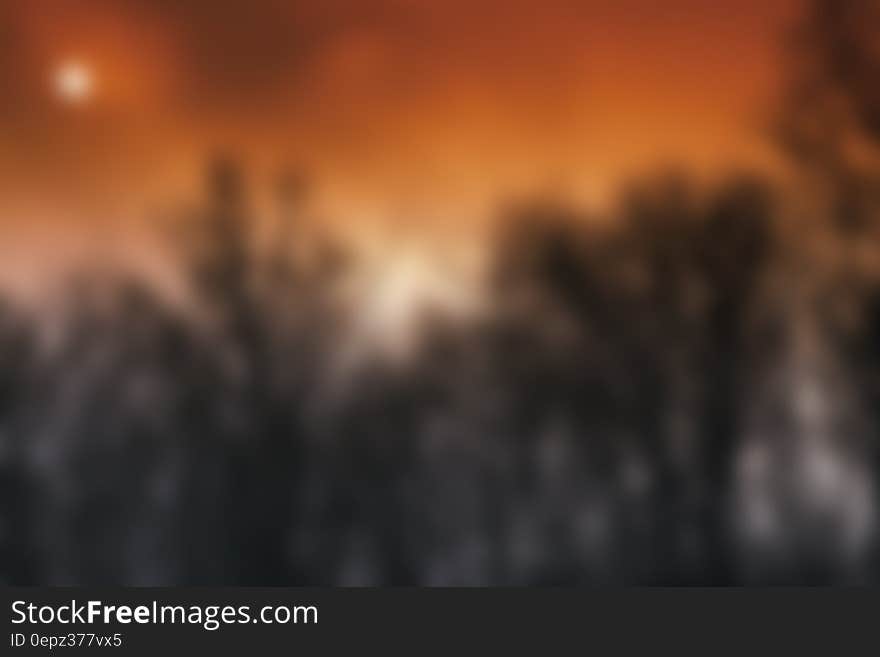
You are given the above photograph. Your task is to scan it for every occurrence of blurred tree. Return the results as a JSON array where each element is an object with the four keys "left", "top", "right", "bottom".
[
  {"left": 780, "top": 0, "right": 880, "bottom": 579},
  {"left": 697, "top": 177, "right": 775, "bottom": 583},
  {"left": 778, "top": 0, "right": 880, "bottom": 234},
  {"left": 0, "top": 300, "right": 36, "bottom": 583},
  {"left": 186, "top": 157, "right": 305, "bottom": 583}
]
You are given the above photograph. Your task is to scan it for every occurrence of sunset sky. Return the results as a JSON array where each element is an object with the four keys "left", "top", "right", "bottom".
[{"left": 0, "top": 0, "right": 803, "bottom": 290}]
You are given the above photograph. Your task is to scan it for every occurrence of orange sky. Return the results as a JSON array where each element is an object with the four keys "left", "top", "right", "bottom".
[{"left": 0, "top": 0, "right": 803, "bottom": 288}]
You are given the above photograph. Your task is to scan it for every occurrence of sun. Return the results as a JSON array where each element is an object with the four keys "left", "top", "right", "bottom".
[{"left": 54, "top": 61, "right": 94, "bottom": 104}]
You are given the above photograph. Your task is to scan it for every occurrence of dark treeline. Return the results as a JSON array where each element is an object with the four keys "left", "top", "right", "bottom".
[{"left": 2, "top": 0, "right": 880, "bottom": 584}]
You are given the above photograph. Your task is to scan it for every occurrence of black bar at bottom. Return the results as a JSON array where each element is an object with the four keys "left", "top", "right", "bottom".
[{"left": 1, "top": 588, "right": 875, "bottom": 655}]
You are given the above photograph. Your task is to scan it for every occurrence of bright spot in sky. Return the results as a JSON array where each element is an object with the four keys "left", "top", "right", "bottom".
[
  {"left": 54, "top": 61, "right": 94, "bottom": 104},
  {"left": 340, "top": 247, "right": 481, "bottom": 364}
]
